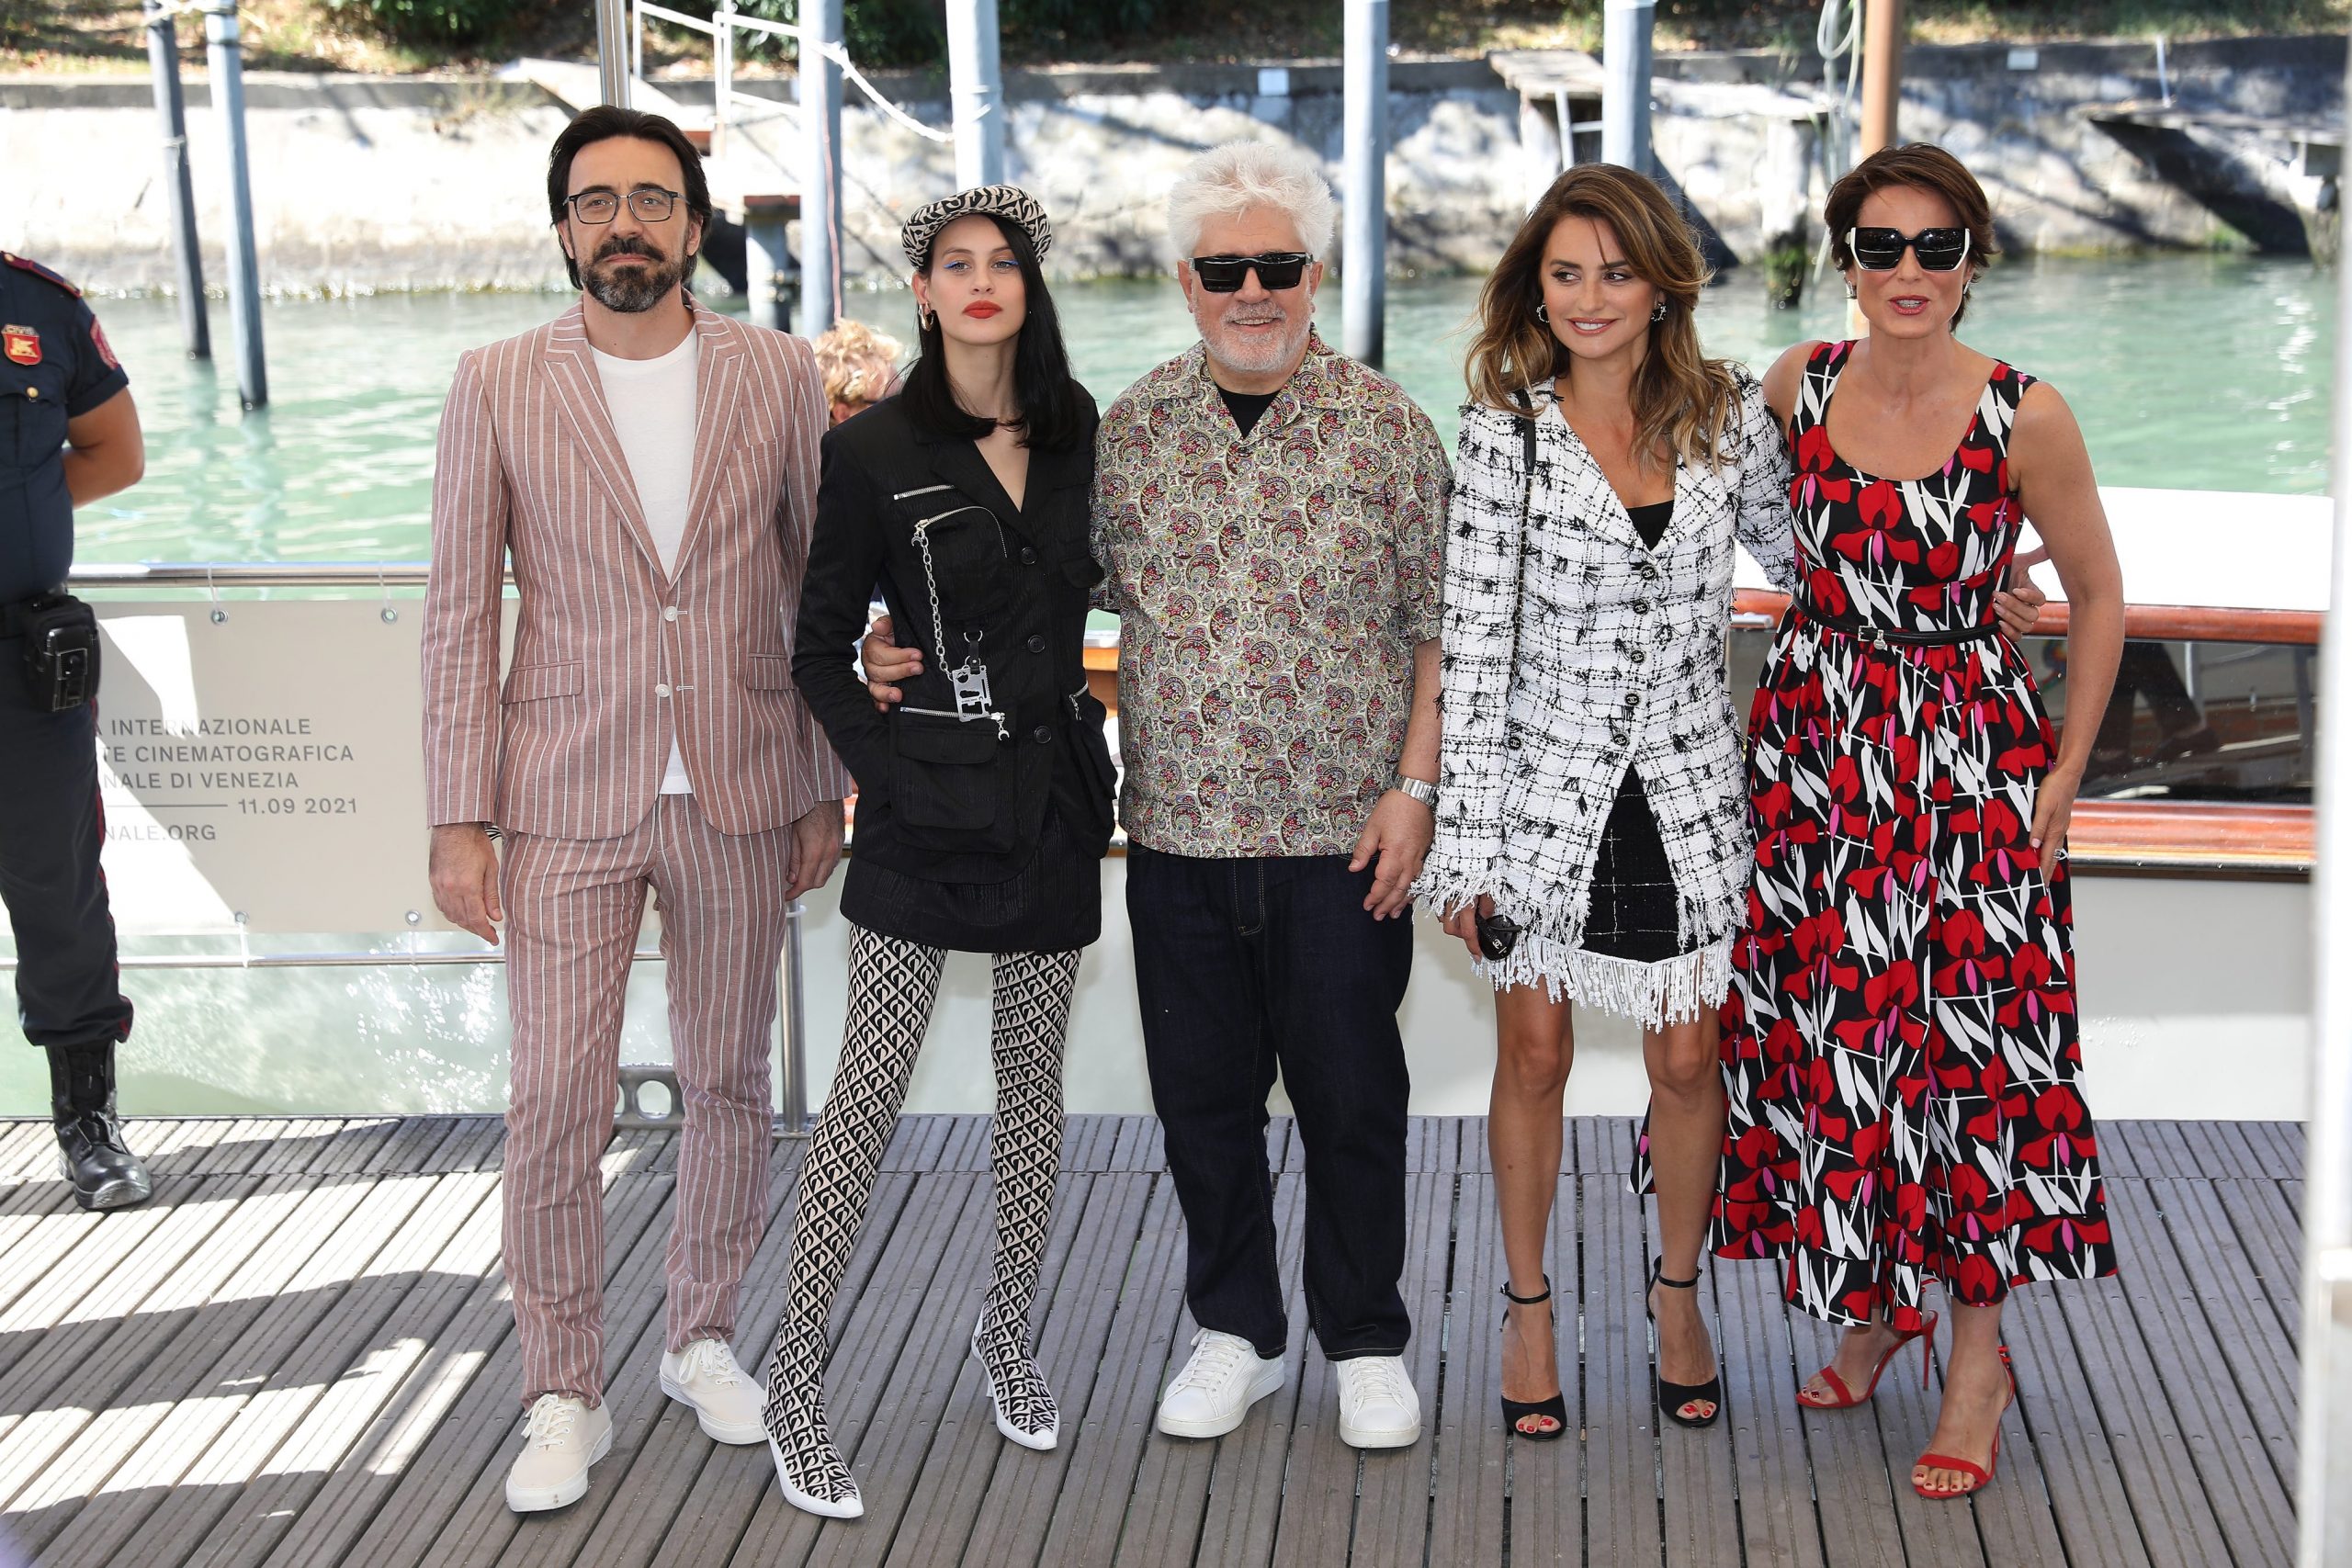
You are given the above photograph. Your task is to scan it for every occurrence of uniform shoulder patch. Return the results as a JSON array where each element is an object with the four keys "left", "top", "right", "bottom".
[{"left": 2, "top": 253, "right": 84, "bottom": 299}]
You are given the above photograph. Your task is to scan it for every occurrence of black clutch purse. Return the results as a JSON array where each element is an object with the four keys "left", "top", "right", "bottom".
[{"left": 1474, "top": 907, "right": 1521, "bottom": 962}]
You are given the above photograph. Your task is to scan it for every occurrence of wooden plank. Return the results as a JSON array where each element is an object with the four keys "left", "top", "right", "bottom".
[
  {"left": 2095, "top": 1122, "right": 2143, "bottom": 1180},
  {"left": 74, "top": 1168, "right": 500, "bottom": 1568},
  {"left": 2054, "top": 1268, "right": 2236, "bottom": 1567},
  {"left": 1715, "top": 1256, "right": 1829, "bottom": 1568},
  {"left": 1346, "top": 1132, "right": 1460, "bottom": 1568},
  {"left": 1792, "top": 1308, "right": 1909, "bottom": 1568},
  {"left": 360, "top": 1117, "right": 468, "bottom": 1179},
  {"left": 418, "top": 1118, "right": 505, "bottom": 1175},
  {"left": 1578, "top": 1168, "right": 1665, "bottom": 1568},
  {"left": 955, "top": 1173, "right": 1157, "bottom": 1566},
  {"left": 1874, "top": 1325, "right": 2037, "bottom": 1566},
  {"left": 2153, "top": 1176, "right": 2301, "bottom": 1427},
  {"left": 2106, "top": 1182, "right": 2296, "bottom": 1555},
  {"left": 2212, "top": 1176, "right": 2305, "bottom": 1345},
  {"left": 1997, "top": 1282, "right": 2156, "bottom": 1568},
  {"left": 1425, "top": 1173, "right": 1508, "bottom": 1568},
  {"left": 337, "top": 1170, "right": 681, "bottom": 1568},
  {"left": 15, "top": 1169, "right": 430, "bottom": 1562},
  {"left": 0, "top": 1172, "right": 120, "bottom": 1322},
  {"left": 1643, "top": 1194, "right": 1742, "bottom": 1568},
  {"left": 888, "top": 1169, "right": 1116, "bottom": 1566},
  {"left": 308, "top": 1117, "right": 403, "bottom": 1176},
  {"left": 2169, "top": 1122, "right": 2264, "bottom": 1182},
  {"left": 1035, "top": 1174, "right": 1191, "bottom": 1566}
]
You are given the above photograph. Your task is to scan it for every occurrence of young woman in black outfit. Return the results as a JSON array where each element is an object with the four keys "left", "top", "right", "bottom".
[{"left": 759, "top": 186, "right": 1115, "bottom": 1520}]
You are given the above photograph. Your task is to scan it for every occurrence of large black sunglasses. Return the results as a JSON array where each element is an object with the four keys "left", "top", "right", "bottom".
[
  {"left": 1191, "top": 252, "right": 1314, "bottom": 292},
  {"left": 1848, "top": 226, "right": 1971, "bottom": 272}
]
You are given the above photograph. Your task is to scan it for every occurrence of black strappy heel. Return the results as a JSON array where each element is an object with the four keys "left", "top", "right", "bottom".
[
  {"left": 1499, "top": 1276, "right": 1567, "bottom": 1440},
  {"left": 1647, "top": 1259, "right": 1724, "bottom": 1428}
]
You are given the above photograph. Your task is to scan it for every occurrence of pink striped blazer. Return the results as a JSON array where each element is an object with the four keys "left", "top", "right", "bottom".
[{"left": 422, "top": 299, "right": 852, "bottom": 840}]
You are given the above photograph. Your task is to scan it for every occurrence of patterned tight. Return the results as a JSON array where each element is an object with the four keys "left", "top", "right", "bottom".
[{"left": 760, "top": 926, "right": 1079, "bottom": 1505}]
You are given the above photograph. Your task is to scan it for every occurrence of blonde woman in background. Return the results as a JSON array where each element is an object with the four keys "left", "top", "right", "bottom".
[{"left": 810, "top": 319, "right": 902, "bottom": 424}]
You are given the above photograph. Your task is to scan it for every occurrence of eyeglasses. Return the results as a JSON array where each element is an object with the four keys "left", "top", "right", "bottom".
[
  {"left": 1847, "top": 226, "right": 1971, "bottom": 272},
  {"left": 567, "top": 188, "right": 685, "bottom": 225},
  {"left": 1190, "top": 252, "right": 1314, "bottom": 292}
]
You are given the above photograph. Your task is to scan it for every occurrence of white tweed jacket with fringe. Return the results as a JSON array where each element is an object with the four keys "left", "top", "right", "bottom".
[{"left": 1412, "top": 375, "right": 1797, "bottom": 1025}]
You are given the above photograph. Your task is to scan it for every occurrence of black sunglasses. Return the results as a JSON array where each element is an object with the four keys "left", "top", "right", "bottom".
[
  {"left": 1191, "top": 252, "right": 1314, "bottom": 292},
  {"left": 1848, "top": 226, "right": 1972, "bottom": 272}
]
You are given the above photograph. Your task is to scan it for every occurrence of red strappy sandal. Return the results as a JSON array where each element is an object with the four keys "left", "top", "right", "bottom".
[
  {"left": 1795, "top": 1312, "right": 1938, "bottom": 1410},
  {"left": 1913, "top": 1346, "right": 2018, "bottom": 1500}
]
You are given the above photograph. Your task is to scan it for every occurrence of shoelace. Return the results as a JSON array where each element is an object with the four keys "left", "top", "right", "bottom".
[
  {"left": 684, "top": 1339, "right": 744, "bottom": 1387},
  {"left": 526, "top": 1396, "right": 580, "bottom": 1450},
  {"left": 1342, "top": 1359, "right": 1410, "bottom": 1410},
  {"left": 1169, "top": 1332, "right": 1254, "bottom": 1397}
]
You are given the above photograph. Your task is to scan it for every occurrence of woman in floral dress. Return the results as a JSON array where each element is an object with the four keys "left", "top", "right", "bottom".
[{"left": 1715, "top": 143, "right": 2126, "bottom": 1500}]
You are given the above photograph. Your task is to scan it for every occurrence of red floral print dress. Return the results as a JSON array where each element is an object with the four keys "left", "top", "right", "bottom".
[{"left": 1712, "top": 342, "right": 2118, "bottom": 1328}]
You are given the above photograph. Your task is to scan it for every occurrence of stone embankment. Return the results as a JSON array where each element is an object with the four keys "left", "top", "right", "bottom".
[{"left": 0, "top": 33, "right": 2338, "bottom": 296}]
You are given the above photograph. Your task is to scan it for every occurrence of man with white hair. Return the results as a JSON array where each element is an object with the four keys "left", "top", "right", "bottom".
[{"left": 1102, "top": 139, "right": 1448, "bottom": 1448}]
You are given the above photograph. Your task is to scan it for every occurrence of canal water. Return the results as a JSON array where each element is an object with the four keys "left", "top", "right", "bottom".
[{"left": 5, "top": 254, "right": 2333, "bottom": 1119}]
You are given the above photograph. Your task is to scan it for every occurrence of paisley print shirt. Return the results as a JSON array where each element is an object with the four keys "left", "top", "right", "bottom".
[{"left": 1091, "top": 331, "right": 1450, "bottom": 858}]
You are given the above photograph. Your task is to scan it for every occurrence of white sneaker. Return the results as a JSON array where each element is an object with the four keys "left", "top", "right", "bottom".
[
  {"left": 1156, "top": 1328, "right": 1284, "bottom": 1439},
  {"left": 1335, "top": 1355, "right": 1421, "bottom": 1449},
  {"left": 659, "top": 1337, "right": 765, "bottom": 1445},
  {"left": 505, "top": 1393, "right": 613, "bottom": 1513}
]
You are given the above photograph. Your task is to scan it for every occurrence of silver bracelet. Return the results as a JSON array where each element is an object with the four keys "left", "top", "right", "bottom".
[{"left": 1392, "top": 773, "right": 1438, "bottom": 809}]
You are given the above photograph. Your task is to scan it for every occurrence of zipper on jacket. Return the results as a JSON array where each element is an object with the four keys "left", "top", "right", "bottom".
[{"left": 901, "top": 703, "right": 1011, "bottom": 741}]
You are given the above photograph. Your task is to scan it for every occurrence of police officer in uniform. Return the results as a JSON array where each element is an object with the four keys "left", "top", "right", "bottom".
[{"left": 1, "top": 251, "right": 151, "bottom": 1210}]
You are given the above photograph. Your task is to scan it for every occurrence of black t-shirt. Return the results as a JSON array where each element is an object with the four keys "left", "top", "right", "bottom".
[
  {"left": 1, "top": 254, "right": 130, "bottom": 605},
  {"left": 1218, "top": 385, "right": 1279, "bottom": 439}
]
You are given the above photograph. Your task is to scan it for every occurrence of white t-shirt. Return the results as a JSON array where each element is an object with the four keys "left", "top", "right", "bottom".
[{"left": 593, "top": 330, "right": 700, "bottom": 795}]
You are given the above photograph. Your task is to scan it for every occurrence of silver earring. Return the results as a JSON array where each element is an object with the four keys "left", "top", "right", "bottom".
[
  {"left": 1845, "top": 283, "right": 1858, "bottom": 300},
  {"left": 1535, "top": 303, "right": 1549, "bottom": 321},
  {"left": 1651, "top": 299, "right": 1668, "bottom": 323},
  {"left": 917, "top": 305, "right": 934, "bottom": 330}
]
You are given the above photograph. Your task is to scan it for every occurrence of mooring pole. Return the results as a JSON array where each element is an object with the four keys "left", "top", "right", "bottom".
[
  {"left": 946, "top": 0, "right": 1005, "bottom": 188},
  {"left": 797, "top": 0, "right": 843, "bottom": 335},
  {"left": 1859, "top": 0, "right": 1904, "bottom": 155},
  {"left": 199, "top": 0, "right": 265, "bottom": 409},
  {"left": 143, "top": 0, "right": 209, "bottom": 360},
  {"left": 1341, "top": 0, "right": 1388, "bottom": 368},
  {"left": 595, "top": 0, "right": 632, "bottom": 107},
  {"left": 1601, "top": 0, "right": 1655, "bottom": 174}
]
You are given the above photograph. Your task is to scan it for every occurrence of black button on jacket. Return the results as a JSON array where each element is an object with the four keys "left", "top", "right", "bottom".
[{"left": 792, "top": 396, "right": 1115, "bottom": 886}]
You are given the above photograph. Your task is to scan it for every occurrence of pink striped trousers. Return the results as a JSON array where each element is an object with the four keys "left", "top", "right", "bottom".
[{"left": 500, "top": 794, "right": 790, "bottom": 1405}]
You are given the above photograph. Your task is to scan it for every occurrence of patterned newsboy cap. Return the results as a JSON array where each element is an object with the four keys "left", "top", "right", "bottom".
[{"left": 899, "top": 185, "right": 1054, "bottom": 269}]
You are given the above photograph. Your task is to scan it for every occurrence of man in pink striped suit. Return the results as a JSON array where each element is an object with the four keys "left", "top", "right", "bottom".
[{"left": 421, "top": 107, "right": 852, "bottom": 1514}]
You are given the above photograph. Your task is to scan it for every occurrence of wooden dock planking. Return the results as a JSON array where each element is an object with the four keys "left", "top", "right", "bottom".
[{"left": 0, "top": 1114, "right": 2311, "bottom": 1568}]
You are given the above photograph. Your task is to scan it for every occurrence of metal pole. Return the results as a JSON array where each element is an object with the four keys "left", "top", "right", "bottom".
[
  {"left": 628, "top": 0, "right": 642, "bottom": 92},
  {"left": 199, "top": 0, "right": 265, "bottom": 409},
  {"left": 796, "top": 0, "right": 843, "bottom": 336},
  {"left": 946, "top": 0, "right": 1005, "bottom": 188},
  {"left": 1341, "top": 0, "right": 1388, "bottom": 368},
  {"left": 713, "top": 0, "right": 733, "bottom": 159},
  {"left": 778, "top": 901, "right": 810, "bottom": 1135},
  {"left": 595, "top": 0, "right": 631, "bottom": 107},
  {"left": 1859, "top": 0, "right": 1905, "bottom": 156},
  {"left": 1600, "top": 0, "right": 1655, "bottom": 174},
  {"left": 2296, "top": 28, "right": 2352, "bottom": 1563},
  {"left": 143, "top": 1, "right": 209, "bottom": 360}
]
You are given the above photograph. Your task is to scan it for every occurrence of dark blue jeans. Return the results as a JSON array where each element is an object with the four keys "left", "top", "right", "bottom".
[
  {"left": 1126, "top": 843, "right": 1412, "bottom": 1359},
  {"left": 0, "top": 640, "right": 133, "bottom": 1052}
]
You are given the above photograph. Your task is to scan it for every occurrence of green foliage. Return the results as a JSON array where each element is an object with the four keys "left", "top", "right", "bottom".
[
  {"left": 677, "top": 0, "right": 1167, "bottom": 69},
  {"left": 323, "top": 0, "right": 509, "bottom": 45}
]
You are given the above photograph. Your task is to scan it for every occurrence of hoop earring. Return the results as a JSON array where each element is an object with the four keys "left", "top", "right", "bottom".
[
  {"left": 1535, "top": 302, "right": 1549, "bottom": 322},
  {"left": 917, "top": 304, "right": 934, "bottom": 331},
  {"left": 1650, "top": 299, "right": 1668, "bottom": 323}
]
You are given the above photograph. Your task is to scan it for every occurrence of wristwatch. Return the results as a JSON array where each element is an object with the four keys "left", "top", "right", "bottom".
[{"left": 1392, "top": 773, "right": 1438, "bottom": 809}]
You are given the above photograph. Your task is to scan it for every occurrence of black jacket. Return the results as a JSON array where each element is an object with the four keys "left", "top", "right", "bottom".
[{"left": 792, "top": 395, "right": 1114, "bottom": 886}]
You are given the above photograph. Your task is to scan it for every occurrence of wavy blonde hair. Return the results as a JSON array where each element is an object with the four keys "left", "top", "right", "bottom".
[
  {"left": 811, "top": 319, "right": 903, "bottom": 412},
  {"left": 1465, "top": 164, "right": 1739, "bottom": 470}
]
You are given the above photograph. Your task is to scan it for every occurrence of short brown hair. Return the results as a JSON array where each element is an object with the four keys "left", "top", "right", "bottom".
[
  {"left": 1824, "top": 142, "right": 1996, "bottom": 325},
  {"left": 1464, "top": 164, "right": 1741, "bottom": 469}
]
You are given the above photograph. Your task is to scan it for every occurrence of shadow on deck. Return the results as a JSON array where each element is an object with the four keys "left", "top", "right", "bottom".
[{"left": 0, "top": 1114, "right": 2307, "bottom": 1568}]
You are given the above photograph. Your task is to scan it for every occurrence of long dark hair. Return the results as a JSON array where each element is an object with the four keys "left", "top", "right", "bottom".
[
  {"left": 898, "top": 215, "right": 1087, "bottom": 453},
  {"left": 546, "top": 107, "right": 715, "bottom": 289}
]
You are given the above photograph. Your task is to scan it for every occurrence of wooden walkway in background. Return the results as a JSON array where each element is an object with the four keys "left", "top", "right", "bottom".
[{"left": 0, "top": 1115, "right": 2306, "bottom": 1568}]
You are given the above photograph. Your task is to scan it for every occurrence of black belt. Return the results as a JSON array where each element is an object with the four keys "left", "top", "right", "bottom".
[
  {"left": 1792, "top": 595, "right": 2004, "bottom": 648},
  {"left": 0, "top": 590, "right": 64, "bottom": 639}
]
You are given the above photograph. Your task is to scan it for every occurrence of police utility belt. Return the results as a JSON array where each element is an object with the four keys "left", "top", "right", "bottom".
[{"left": 1, "top": 590, "right": 101, "bottom": 712}]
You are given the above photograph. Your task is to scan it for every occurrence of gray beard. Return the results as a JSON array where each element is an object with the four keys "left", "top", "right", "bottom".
[
  {"left": 1204, "top": 310, "right": 1311, "bottom": 378},
  {"left": 583, "top": 254, "right": 688, "bottom": 313}
]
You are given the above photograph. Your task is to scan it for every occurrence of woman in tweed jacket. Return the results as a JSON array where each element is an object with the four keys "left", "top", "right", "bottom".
[{"left": 1416, "top": 167, "right": 2045, "bottom": 1444}]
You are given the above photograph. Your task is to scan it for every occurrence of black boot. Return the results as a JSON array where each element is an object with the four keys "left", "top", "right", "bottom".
[{"left": 49, "top": 1043, "right": 152, "bottom": 1212}]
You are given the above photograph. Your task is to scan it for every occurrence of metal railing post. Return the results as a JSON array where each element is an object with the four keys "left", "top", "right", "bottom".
[
  {"left": 713, "top": 0, "right": 734, "bottom": 159},
  {"left": 143, "top": 0, "right": 209, "bottom": 361},
  {"left": 795, "top": 0, "right": 844, "bottom": 336},
  {"left": 946, "top": 0, "right": 1005, "bottom": 187},
  {"left": 1600, "top": 0, "right": 1655, "bottom": 175},
  {"left": 595, "top": 0, "right": 631, "bottom": 107},
  {"left": 629, "top": 0, "right": 642, "bottom": 90},
  {"left": 199, "top": 0, "right": 266, "bottom": 409},
  {"left": 1341, "top": 0, "right": 1388, "bottom": 369}
]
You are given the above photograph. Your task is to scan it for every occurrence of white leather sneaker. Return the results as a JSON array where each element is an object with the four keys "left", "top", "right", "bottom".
[
  {"left": 504, "top": 1393, "right": 613, "bottom": 1513},
  {"left": 659, "top": 1337, "right": 765, "bottom": 1445},
  {"left": 1156, "top": 1328, "right": 1285, "bottom": 1439},
  {"left": 1335, "top": 1355, "right": 1421, "bottom": 1449}
]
